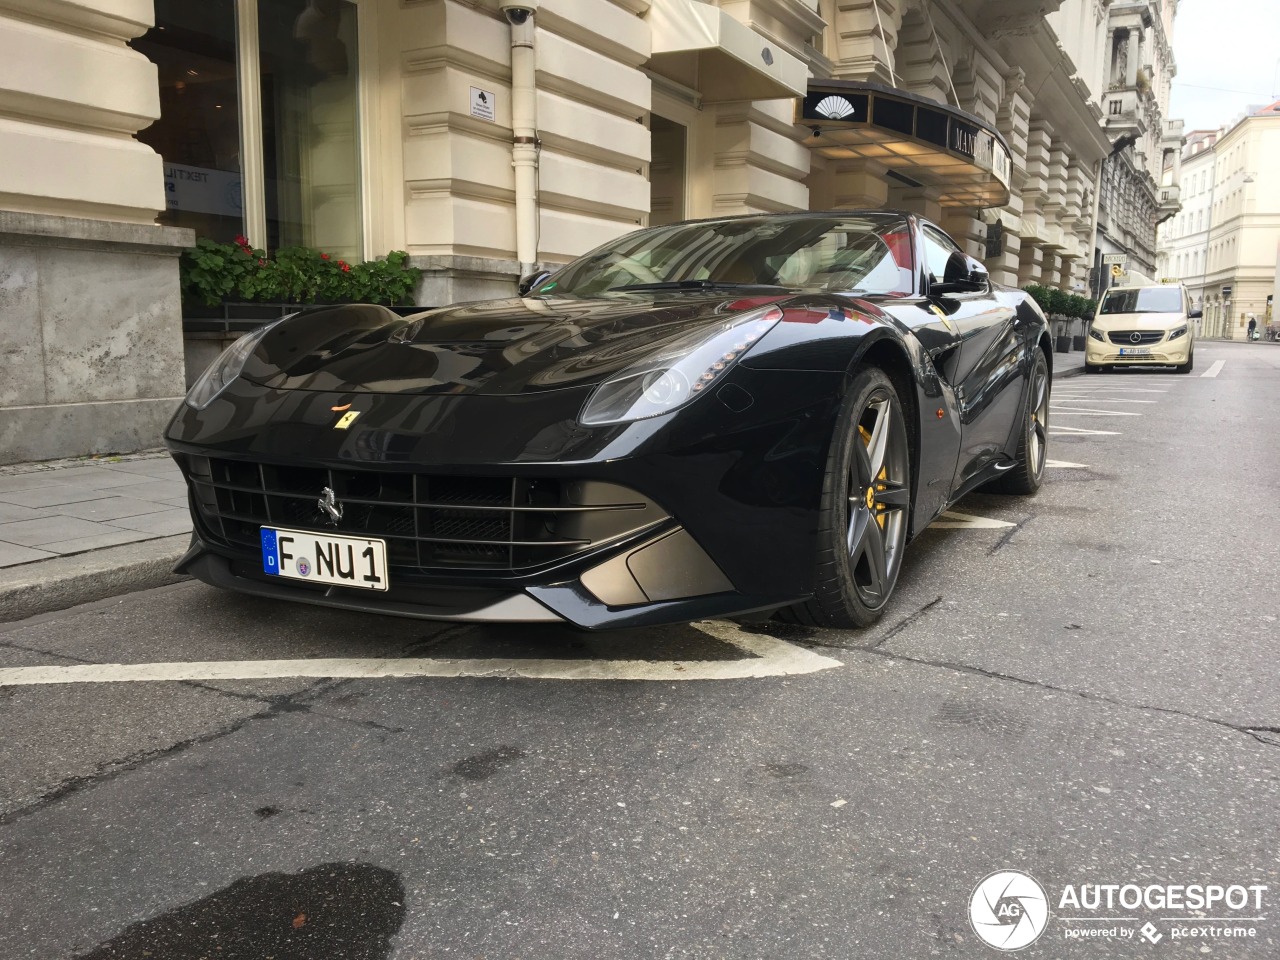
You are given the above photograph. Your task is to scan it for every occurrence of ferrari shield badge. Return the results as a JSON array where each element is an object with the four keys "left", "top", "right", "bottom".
[{"left": 333, "top": 410, "right": 361, "bottom": 430}]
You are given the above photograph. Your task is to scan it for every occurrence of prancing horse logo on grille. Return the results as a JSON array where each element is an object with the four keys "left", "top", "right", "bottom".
[{"left": 317, "top": 486, "right": 343, "bottom": 526}]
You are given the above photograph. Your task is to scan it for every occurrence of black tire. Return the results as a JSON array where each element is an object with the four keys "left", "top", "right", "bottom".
[
  {"left": 1085, "top": 361, "right": 1102, "bottom": 374},
  {"left": 987, "top": 349, "right": 1049, "bottom": 496},
  {"left": 785, "top": 367, "right": 911, "bottom": 629},
  {"left": 1175, "top": 349, "right": 1194, "bottom": 374}
]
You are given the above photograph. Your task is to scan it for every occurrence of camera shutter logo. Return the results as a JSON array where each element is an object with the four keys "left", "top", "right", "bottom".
[{"left": 969, "top": 870, "right": 1049, "bottom": 951}]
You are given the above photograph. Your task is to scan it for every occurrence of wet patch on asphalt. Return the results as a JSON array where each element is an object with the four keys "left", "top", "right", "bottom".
[{"left": 73, "top": 863, "right": 405, "bottom": 960}]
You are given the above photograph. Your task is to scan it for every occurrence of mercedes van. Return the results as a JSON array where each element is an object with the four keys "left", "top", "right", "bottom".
[{"left": 1085, "top": 283, "right": 1199, "bottom": 373}]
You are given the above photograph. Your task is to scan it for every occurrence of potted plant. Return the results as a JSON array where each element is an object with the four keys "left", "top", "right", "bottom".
[{"left": 179, "top": 237, "right": 425, "bottom": 386}]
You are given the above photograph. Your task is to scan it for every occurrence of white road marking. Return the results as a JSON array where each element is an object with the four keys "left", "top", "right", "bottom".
[
  {"left": 929, "top": 510, "right": 1016, "bottom": 530},
  {"left": 1046, "top": 459, "right": 1088, "bottom": 469},
  {"left": 1048, "top": 425, "right": 1121, "bottom": 436},
  {"left": 1049, "top": 409, "right": 1141, "bottom": 416},
  {"left": 1201, "top": 360, "right": 1225, "bottom": 378},
  {"left": 1054, "top": 394, "right": 1157, "bottom": 401},
  {"left": 0, "top": 621, "right": 842, "bottom": 686}
]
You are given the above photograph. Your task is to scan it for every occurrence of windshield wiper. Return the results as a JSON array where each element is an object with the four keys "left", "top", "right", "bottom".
[{"left": 610, "top": 280, "right": 792, "bottom": 292}]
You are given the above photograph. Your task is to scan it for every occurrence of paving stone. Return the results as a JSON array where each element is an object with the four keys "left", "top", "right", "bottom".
[
  {"left": 0, "top": 542, "right": 57, "bottom": 568},
  {"left": 0, "top": 474, "right": 53, "bottom": 495},
  {"left": 37, "top": 467, "right": 160, "bottom": 488},
  {"left": 57, "top": 497, "right": 174, "bottom": 522},
  {"left": 96, "top": 459, "right": 182, "bottom": 480},
  {"left": 40, "top": 529, "right": 157, "bottom": 555},
  {"left": 105, "top": 479, "right": 188, "bottom": 501},
  {"left": 0, "top": 486, "right": 117, "bottom": 509},
  {"left": 0, "top": 503, "right": 53, "bottom": 524},
  {"left": 107, "top": 510, "right": 193, "bottom": 536},
  {"left": 0, "top": 516, "right": 118, "bottom": 548}
]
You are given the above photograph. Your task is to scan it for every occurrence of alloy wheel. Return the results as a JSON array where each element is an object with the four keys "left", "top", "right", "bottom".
[
  {"left": 845, "top": 392, "right": 910, "bottom": 609},
  {"left": 1027, "top": 364, "right": 1048, "bottom": 479}
]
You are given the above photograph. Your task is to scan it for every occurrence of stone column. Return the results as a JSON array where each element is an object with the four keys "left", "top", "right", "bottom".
[
  {"left": 894, "top": 187, "right": 943, "bottom": 223},
  {"left": 830, "top": 0, "right": 905, "bottom": 85},
  {"left": 828, "top": 160, "right": 891, "bottom": 209},
  {"left": 1125, "top": 29, "right": 1139, "bottom": 87},
  {"left": 1017, "top": 242, "right": 1044, "bottom": 287}
]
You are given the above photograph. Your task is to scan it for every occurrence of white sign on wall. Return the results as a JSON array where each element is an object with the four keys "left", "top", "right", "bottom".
[{"left": 469, "top": 87, "right": 495, "bottom": 122}]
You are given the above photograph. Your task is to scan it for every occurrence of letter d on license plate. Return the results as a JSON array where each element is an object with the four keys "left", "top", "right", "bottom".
[{"left": 261, "top": 526, "right": 389, "bottom": 591}]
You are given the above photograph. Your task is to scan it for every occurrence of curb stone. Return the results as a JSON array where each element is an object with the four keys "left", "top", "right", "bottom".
[{"left": 0, "top": 535, "right": 191, "bottom": 623}]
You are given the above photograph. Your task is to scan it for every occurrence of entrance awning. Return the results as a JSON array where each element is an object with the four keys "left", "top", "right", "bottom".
[
  {"left": 648, "top": 0, "right": 807, "bottom": 102},
  {"left": 800, "top": 80, "right": 1013, "bottom": 208}
]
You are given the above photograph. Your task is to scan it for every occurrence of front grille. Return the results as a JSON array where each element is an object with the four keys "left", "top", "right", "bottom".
[
  {"left": 1106, "top": 330, "right": 1165, "bottom": 345},
  {"left": 181, "top": 456, "right": 668, "bottom": 574}
]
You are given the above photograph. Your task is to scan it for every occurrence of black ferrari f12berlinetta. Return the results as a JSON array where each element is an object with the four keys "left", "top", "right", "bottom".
[{"left": 166, "top": 212, "right": 1051, "bottom": 630}]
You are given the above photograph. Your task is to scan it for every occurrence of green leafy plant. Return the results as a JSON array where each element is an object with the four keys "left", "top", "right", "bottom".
[
  {"left": 180, "top": 237, "right": 421, "bottom": 308},
  {"left": 1022, "top": 283, "right": 1051, "bottom": 313}
]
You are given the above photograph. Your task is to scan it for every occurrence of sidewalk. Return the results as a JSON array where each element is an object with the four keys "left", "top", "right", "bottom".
[{"left": 0, "top": 452, "right": 193, "bottom": 621}]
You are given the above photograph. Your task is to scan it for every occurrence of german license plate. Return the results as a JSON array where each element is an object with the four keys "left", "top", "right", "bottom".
[
  {"left": 1118, "top": 347, "right": 1152, "bottom": 356},
  {"left": 260, "top": 527, "right": 389, "bottom": 591}
]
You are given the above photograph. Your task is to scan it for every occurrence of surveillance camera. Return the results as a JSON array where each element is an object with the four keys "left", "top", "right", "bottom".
[{"left": 499, "top": 0, "right": 538, "bottom": 24}]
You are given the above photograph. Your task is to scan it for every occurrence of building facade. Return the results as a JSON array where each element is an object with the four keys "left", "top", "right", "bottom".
[
  {"left": 1157, "top": 102, "right": 1280, "bottom": 338},
  {"left": 1, "top": 0, "right": 1164, "bottom": 463},
  {"left": 1093, "top": 0, "right": 1183, "bottom": 294}
]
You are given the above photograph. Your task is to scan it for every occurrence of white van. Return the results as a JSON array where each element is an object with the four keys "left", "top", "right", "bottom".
[{"left": 1085, "top": 283, "right": 1199, "bottom": 374}]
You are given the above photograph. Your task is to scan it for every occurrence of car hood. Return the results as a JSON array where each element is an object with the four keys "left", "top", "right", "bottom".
[
  {"left": 1091, "top": 312, "right": 1186, "bottom": 331},
  {"left": 240, "top": 294, "right": 795, "bottom": 396}
]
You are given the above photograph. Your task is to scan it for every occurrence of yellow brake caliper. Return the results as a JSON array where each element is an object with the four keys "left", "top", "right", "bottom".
[{"left": 859, "top": 425, "right": 890, "bottom": 531}]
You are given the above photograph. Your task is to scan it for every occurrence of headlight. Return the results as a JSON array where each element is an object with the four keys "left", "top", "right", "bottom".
[
  {"left": 1088, "top": 327, "right": 1105, "bottom": 342},
  {"left": 1167, "top": 326, "right": 1188, "bottom": 341},
  {"left": 184, "top": 318, "right": 286, "bottom": 410},
  {"left": 579, "top": 306, "right": 784, "bottom": 425}
]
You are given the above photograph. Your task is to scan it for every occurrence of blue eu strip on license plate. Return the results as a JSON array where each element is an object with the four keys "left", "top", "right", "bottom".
[{"left": 261, "top": 527, "right": 280, "bottom": 575}]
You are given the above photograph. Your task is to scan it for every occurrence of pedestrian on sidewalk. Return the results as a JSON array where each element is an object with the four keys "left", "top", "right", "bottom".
[{"left": 1247, "top": 314, "right": 1258, "bottom": 340}]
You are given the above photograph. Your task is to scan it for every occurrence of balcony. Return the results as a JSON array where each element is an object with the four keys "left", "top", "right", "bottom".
[
  {"left": 1157, "top": 184, "right": 1181, "bottom": 223},
  {"left": 1101, "top": 88, "right": 1148, "bottom": 140}
]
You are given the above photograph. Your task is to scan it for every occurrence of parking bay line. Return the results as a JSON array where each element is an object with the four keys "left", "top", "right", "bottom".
[
  {"left": 0, "top": 622, "right": 843, "bottom": 686},
  {"left": 1049, "top": 399, "right": 1162, "bottom": 407},
  {"left": 1046, "top": 459, "right": 1088, "bottom": 468},
  {"left": 1048, "top": 425, "right": 1121, "bottom": 436},
  {"left": 1201, "top": 360, "right": 1225, "bottom": 378},
  {"left": 1048, "top": 409, "right": 1141, "bottom": 416}
]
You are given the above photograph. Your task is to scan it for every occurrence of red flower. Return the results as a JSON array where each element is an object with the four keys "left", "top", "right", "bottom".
[
  {"left": 339, "top": 261, "right": 350, "bottom": 273},
  {"left": 320, "top": 253, "right": 330, "bottom": 260},
  {"left": 234, "top": 235, "right": 249, "bottom": 246},
  {"left": 258, "top": 259, "right": 267, "bottom": 266}
]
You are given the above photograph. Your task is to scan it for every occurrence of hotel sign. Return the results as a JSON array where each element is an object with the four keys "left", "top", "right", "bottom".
[{"left": 799, "top": 83, "right": 1012, "bottom": 203}]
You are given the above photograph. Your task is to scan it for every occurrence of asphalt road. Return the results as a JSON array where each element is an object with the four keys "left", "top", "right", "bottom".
[{"left": 1, "top": 342, "right": 1278, "bottom": 959}]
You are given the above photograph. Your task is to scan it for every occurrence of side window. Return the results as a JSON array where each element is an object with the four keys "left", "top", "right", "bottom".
[{"left": 921, "top": 225, "right": 961, "bottom": 283}]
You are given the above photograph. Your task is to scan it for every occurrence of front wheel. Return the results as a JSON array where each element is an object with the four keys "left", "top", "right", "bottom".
[
  {"left": 987, "top": 349, "right": 1049, "bottom": 496},
  {"left": 786, "top": 367, "right": 912, "bottom": 629},
  {"left": 1175, "top": 349, "right": 1194, "bottom": 374}
]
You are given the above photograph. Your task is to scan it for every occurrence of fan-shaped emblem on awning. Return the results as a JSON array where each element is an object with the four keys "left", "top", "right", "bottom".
[{"left": 815, "top": 95, "right": 856, "bottom": 120}]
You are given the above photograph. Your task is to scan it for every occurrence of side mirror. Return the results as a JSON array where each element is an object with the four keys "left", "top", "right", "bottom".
[
  {"left": 1188, "top": 307, "right": 1202, "bottom": 319},
  {"left": 518, "top": 270, "right": 553, "bottom": 297},
  {"left": 931, "top": 252, "right": 989, "bottom": 296}
]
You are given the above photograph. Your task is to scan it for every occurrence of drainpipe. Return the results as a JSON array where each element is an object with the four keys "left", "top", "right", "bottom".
[{"left": 504, "top": 0, "right": 540, "bottom": 276}]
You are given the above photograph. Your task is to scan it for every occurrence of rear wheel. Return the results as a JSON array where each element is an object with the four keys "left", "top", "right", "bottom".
[
  {"left": 786, "top": 367, "right": 911, "bottom": 628},
  {"left": 987, "top": 349, "right": 1049, "bottom": 496}
]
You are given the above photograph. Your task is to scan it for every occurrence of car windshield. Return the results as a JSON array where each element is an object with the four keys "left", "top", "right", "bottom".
[
  {"left": 1100, "top": 287, "right": 1183, "bottom": 314},
  {"left": 538, "top": 216, "right": 916, "bottom": 298}
]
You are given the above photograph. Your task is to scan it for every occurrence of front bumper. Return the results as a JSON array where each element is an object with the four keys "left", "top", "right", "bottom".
[
  {"left": 1086, "top": 337, "right": 1190, "bottom": 366},
  {"left": 166, "top": 370, "right": 841, "bottom": 628}
]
